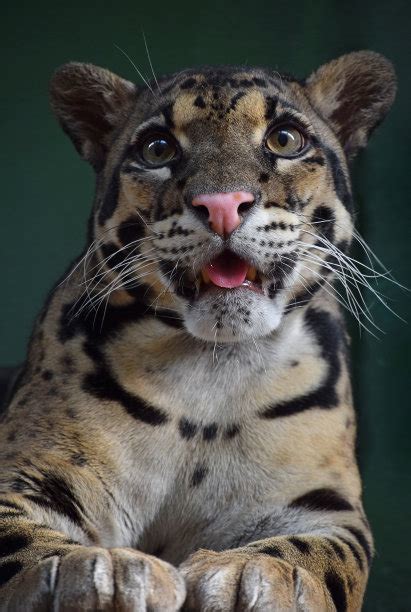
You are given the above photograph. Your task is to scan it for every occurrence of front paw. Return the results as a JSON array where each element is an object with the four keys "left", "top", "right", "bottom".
[
  {"left": 4, "top": 546, "right": 186, "bottom": 611},
  {"left": 180, "top": 549, "right": 332, "bottom": 611}
]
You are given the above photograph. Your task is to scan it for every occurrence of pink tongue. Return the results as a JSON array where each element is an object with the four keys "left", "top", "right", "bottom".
[{"left": 206, "top": 251, "right": 248, "bottom": 289}]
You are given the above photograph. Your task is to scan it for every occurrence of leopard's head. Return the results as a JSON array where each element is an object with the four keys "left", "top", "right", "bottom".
[{"left": 51, "top": 51, "right": 395, "bottom": 342}]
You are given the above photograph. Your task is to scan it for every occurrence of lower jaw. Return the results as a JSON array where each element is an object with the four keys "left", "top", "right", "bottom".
[
  {"left": 195, "top": 280, "right": 265, "bottom": 299},
  {"left": 183, "top": 287, "right": 284, "bottom": 343}
]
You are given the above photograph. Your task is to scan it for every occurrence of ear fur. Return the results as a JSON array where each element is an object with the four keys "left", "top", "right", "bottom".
[
  {"left": 50, "top": 62, "right": 137, "bottom": 169},
  {"left": 305, "top": 51, "right": 396, "bottom": 158}
]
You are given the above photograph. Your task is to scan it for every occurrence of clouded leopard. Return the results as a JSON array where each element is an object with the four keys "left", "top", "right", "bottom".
[{"left": 0, "top": 50, "right": 396, "bottom": 611}]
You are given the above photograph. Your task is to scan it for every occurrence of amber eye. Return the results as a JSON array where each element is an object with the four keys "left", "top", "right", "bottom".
[
  {"left": 141, "top": 134, "right": 177, "bottom": 166},
  {"left": 265, "top": 126, "right": 305, "bottom": 157}
]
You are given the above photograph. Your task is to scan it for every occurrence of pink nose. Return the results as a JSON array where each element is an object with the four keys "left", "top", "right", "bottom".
[{"left": 192, "top": 191, "right": 255, "bottom": 236}]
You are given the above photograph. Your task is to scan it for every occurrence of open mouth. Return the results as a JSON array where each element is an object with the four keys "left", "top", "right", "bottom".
[{"left": 198, "top": 250, "right": 263, "bottom": 294}]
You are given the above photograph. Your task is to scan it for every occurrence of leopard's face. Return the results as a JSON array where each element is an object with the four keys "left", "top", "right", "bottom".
[{"left": 51, "top": 55, "right": 395, "bottom": 342}]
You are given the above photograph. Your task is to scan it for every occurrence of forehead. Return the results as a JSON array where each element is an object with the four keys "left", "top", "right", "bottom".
[{"left": 136, "top": 66, "right": 307, "bottom": 132}]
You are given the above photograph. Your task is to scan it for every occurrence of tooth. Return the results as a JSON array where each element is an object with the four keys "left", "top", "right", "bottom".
[
  {"left": 201, "top": 269, "right": 211, "bottom": 284},
  {"left": 246, "top": 267, "right": 257, "bottom": 281}
]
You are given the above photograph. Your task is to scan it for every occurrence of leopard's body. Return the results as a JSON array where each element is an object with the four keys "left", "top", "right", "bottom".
[{"left": 0, "top": 51, "right": 395, "bottom": 610}]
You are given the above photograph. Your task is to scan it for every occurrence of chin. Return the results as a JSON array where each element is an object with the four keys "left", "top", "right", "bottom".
[{"left": 183, "top": 287, "right": 285, "bottom": 343}]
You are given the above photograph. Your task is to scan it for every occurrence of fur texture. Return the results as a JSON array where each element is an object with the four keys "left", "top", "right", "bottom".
[{"left": 0, "top": 51, "right": 396, "bottom": 610}]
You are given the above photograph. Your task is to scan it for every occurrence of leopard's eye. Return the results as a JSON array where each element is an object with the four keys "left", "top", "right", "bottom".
[
  {"left": 265, "top": 126, "right": 305, "bottom": 157},
  {"left": 141, "top": 134, "right": 177, "bottom": 166}
]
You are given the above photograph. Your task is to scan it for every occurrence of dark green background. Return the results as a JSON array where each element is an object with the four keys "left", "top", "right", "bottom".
[{"left": 1, "top": 1, "right": 410, "bottom": 609}]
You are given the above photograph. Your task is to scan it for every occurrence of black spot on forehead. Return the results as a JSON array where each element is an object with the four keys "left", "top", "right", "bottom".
[
  {"left": 161, "top": 103, "right": 175, "bottom": 129},
  {"left": 265, "top": 96, "right": 278, "bottom": 120},
  {"left": 253, "top": 77, "right": 267, "bottom": 87},
  {"left": 229, "top": 91, "right": 246, "bottom": 110},
  {"left": 159, "top": 65, "right": 288, "bottom": 96},
  {"left": 239, "top": 79, "right": 254, "bottom": 87},
  {"left": 194, "top": 95, "right": 206, "bottom": 109},
  {"left": 180, "top": 77, "right": 197, "bottom": 90}
]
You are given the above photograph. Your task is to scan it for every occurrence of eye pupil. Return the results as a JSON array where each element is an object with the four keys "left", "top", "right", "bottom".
[
  {"left": 152, "top": 139, "right": 168, "bottom": 157},
  {"left": 277, "top": 131, "right": 289, "bottom": 147}
]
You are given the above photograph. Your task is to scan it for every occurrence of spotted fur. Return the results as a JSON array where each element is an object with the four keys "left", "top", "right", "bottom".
[{"left": 0, "top": 51, "right": 396, "bottom": 610}]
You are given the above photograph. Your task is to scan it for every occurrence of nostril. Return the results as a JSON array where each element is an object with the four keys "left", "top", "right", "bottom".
[
  {"left": 238, "top": 200, "right": 254, "bottom": 216},
  {"left": 193, "top": 204, "right": 209, "bottom": 221}
]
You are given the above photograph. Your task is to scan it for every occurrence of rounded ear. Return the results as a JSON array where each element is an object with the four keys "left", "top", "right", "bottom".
[
  {"left": 305, "top": 51, "right": 396, "bottom": 159},
  {"left": 50, "top": 62, "right": 137, "bottom": 170}
]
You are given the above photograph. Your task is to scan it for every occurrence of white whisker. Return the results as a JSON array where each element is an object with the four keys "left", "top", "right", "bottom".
[
  {"left": 114, "top": 44, "right": 159, "bottom": 100},
  {"left": 142, "top": 30, "right": 161, "bottom": 95}
]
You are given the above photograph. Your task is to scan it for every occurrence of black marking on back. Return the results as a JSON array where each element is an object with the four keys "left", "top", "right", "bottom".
[
  {"left": 290, "top": 488, "right": 354, "bottom": 512},
  {"left": 261, "top": 308, "right": 341, "bottom": 418},
  {"left": 324, "top": 570, "right": 348, "bottom": 612}
]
